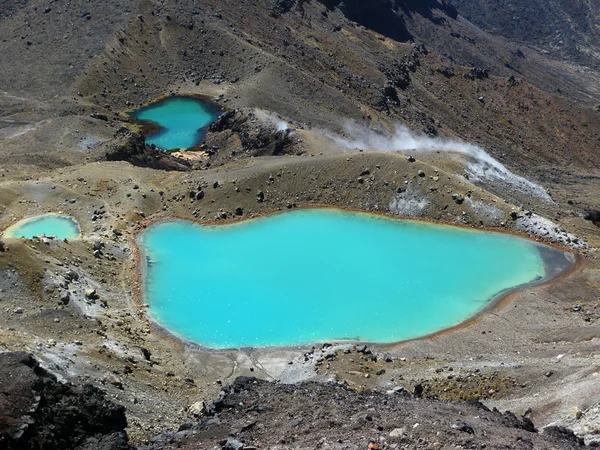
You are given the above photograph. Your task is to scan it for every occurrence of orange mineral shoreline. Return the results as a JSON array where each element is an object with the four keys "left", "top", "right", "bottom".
[{"left": 127, "top": 204, "right": 581, "bottom": 352}]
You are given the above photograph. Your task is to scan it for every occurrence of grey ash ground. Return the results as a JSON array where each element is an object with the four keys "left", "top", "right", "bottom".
[{"left": 1, "top": 0, "right": 600, "bottom": 448}]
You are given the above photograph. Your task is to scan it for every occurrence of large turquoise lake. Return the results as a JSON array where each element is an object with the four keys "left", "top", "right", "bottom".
[
  {"left": 140, "top": 209, "right": 555, "bottom": 349},
  {"left": 4, "top": 214, "right": 80, "bottom": 239},
  {"left": 128, "top": 96, "right": 221, "bottom": 150}
]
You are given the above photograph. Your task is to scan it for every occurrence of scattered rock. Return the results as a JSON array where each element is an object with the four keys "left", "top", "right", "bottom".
[
  {"left": 90, "top": 113, "right": 109, "bottom": 121},
  {"left": 413, "top": 383, "right": 424, "bottom": 397},
  {"left": 452, "top": 194, "right": 465, "bottom": 205},
  {"left": 188, "top": 401, "right": 206, "bottom": 417},
  {"left": 584, "top": 209, "right": 600, "bottom": 227},
  {"left": 543, "top": 425, "right": 585, "bottom": 446},
  {"left": 452, "top": 421, "right": 475, "bottom": 434},
  {"left": 389, "top": 427, "right": 405, "bottom": 438},
  {"left": 60, "top": 292, "right": 70, "bottom": 305},
  {"left": 268, "top": 0, "right": 296, "bottom": 16},
  {"left": 139, "top": 347, "right": 151, "bottom": 361},
  {"left": 108, "top": 375, "right": 124, "bottom": 390},
  {"left": 438, "top": 66, "right": 455, "bottom": 78},
  {"left": 221, "top": 438, "right": 244, "bottom": 450},
  {"left": 465, "top": 67, "right": 489, "bottom": 80}
]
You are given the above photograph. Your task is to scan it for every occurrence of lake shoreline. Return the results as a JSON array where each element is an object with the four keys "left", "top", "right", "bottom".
[{"left": 132, "top": 206, "right": 576, "bottom": 351}]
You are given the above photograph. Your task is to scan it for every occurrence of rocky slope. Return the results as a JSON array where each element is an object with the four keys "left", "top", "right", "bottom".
[
  {"left": 452, "top": 0, "right": 600, "bottom": 69},
  {"left": 0, "top": 353, "right": 589, "bottom": 449},
  {"left": 0, "top": 352, "right": 132, "bottom": 450},
  {"left": 146, "top": 376, "right": 588, "bottom": 449}
]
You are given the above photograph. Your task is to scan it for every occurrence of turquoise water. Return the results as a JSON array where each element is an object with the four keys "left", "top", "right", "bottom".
[
  {"left": 128, "top": 97, "right": 221, "bottom": 150},
  {"left": 5, "top": 214, "right": 80, "bottom": 239},
  {"left": 140, "top": 209, "right": 547, "bottom": 349}
]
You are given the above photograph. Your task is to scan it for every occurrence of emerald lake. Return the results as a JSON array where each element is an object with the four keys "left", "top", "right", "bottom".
[
  {"left": 128, "top": 96, "right": 221, "bottom": 150},
  {"left": 139, "top": 209, "right": 567, "bottom": 349},
  {"left": 4, "top": 214, "right": 80, "bottom": 239}
]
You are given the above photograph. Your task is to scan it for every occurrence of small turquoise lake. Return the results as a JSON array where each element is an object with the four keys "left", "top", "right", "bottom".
[
  {"left": 139, "top": 209, "right": 564, "bottom": 349},
  {"left": 4, "top": 214, "right": 80, "bottom": 239},
  {"left": 128, "top": 96, "right": 221, "bottom": 150}
]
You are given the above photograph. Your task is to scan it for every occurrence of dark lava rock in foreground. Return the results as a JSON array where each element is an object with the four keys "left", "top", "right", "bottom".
[
  {"left": 150, "top": 377, "right": 586, "bottom": 449},
  {"left": 0, "top": 352, "right": 132, "bottom": 450},
  {"left": 0, "top": 353, "right": 587, "bottom": 449}
]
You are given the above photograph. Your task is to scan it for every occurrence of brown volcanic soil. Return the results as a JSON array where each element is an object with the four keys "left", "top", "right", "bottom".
[
  {"left": 0, "top": 0, "right": 600, "bottom": 448},
  {"left": 151, "top": 376, "right": 587, "bottom": 449}
]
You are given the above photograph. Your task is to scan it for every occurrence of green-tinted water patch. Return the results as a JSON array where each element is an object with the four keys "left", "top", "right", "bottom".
[
  {"left": 128, "top": 96, "right": 221, "bottom": 150},
  {"left": 139, "top": 209, "right": 566, "bottom": 349},
  {"left": 4, "top": 214, "right": 80, "bottom": 239}
]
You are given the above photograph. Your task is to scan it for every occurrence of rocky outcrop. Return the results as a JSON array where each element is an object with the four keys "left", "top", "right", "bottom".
[
  {"left": 207, "top": 110, "right": 296, "bottom": 157},
  {"left": 451, "top": 0, "right": 600, "bottom": 68},
  {"left": 268, "top": 0, "right": 298, "bottom": 16},
  {"left": 0, "top": 352, "right": 132, "bottom": 450},
  {"left": 143, "top": 376, "right": 586, "bottom": 449},
  {"left": 584, "top": 210, "right": 600, "bottom": 227},
  {"left": 465, "top": 66, "right": 489, "bottom": 80},
  {"left": 105, "top": 129, "right": 191, "bottom": 171},
  {"left": 378, "top": 43, "right": 427, "bottom": 112}
]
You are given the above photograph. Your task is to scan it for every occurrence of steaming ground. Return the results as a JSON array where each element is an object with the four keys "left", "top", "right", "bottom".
[{"left": 329, "top": 122, "right": 555, "bottom": 205}]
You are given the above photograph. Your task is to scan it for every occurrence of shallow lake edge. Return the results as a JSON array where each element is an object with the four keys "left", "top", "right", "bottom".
[
  {"left": 131, "top": 206, "right": 580, "bottom": 352},
  {"left": 2, "top": 213, "right": 82, "bottom": 240}
]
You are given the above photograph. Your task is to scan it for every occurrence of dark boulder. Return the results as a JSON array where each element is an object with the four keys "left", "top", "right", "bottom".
[
  {"left": 0, "top": 352, "right": 133, "bottom": 450},
  {"left": 90, "top": 113, "right": 109, "bottom": 121},
  {"left": 452, "top": 194, "right": 465, "bottom": 204},
  {"left": 543, "top": 426, "right": 585, "bottom": 446},
  {"left": 584, "top": 209, "right": 600, "bottom": 227},
  {"left": 268, "top": 0, "right": 297, "bottom": 16},
  {"left": 382, "top": 82, "right": 400, "bottom": 104},
  {"left": 438, "top": 66, "right": 455, "bottom": 78},
  {"left": 465, "top": 67, "right": 489, "bottom": 80}
]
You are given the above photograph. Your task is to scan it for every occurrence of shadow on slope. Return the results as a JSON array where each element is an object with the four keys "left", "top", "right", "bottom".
[{"left": 296, "top": 0, "right": 459, "bottom": 43}]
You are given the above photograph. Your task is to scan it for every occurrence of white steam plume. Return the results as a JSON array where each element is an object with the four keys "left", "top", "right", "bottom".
[
  {"left": 330, "top": 123, "right": 554, "bottom": 203},
  {"left": 255, "top": 110, "right": 292, "bottom": 133}
]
